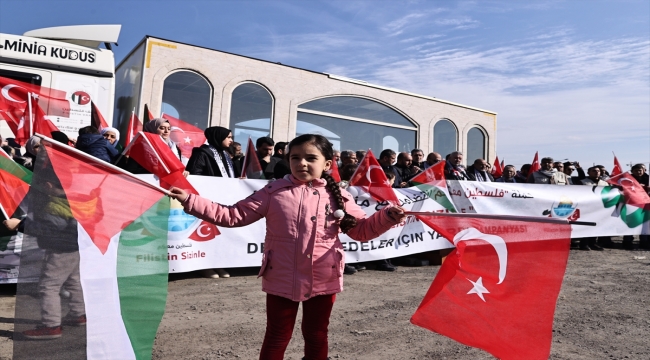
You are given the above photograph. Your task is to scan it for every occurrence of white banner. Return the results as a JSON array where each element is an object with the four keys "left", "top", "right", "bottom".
[
  {"left": 1, "top": 176, "right": 647, "bottom": 282},
  {"left": 140, "top": 176, "right": 649, "bottom": 274}
]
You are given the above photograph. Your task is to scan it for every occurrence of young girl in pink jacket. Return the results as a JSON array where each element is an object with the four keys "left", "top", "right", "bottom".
[{"left": 169, "top": 134, "right": 406, "bottom": 360}]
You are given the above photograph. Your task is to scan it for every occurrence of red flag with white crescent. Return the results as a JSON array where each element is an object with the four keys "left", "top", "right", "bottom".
[
  {"left": 411, "top": 216, "right": 571, "bottom": 359},
  {"left": 607, "top": 172, "right": 650, "bottom": 210},
  {"left": 123, "top": 132, "right": 198, "bottom": 195},
  {"left": 189, "top": 221, "right": 220, "bottom": 241},
  {"left": 162, "top": 113, "right": 206, "bottom": 159},
  {"left": 349, "top": 149, "right": 398, "bottom": 204}
]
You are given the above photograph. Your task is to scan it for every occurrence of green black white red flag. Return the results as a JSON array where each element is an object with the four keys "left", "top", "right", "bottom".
[{"left": 14, "top": 135, "right": 170, "bottom": 359}]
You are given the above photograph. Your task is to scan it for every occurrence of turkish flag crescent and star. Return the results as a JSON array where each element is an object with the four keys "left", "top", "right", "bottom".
[
  {"left": 124, "top": 132, "right": 198, "bottom": 195},
  {"left": 607, "top": 172, "right": 650, "bottom": 210},
  {"left": 162, "top": 113, "right": 207, "bottom": 159},
  {"left": 348, "top": 149, "right": 399, "bottom": 204},
  {"left": 410, "top": 216, "right": 572, "bottom": 359}
]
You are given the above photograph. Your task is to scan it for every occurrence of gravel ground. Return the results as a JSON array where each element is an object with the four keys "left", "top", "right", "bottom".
[{"left": 1, "top": 239, "right": 648, "bottom": 359}]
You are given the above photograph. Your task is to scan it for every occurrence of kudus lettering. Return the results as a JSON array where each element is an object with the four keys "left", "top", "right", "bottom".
[{"left": 2, "top": 39, "right": 95, "bottom": 63}]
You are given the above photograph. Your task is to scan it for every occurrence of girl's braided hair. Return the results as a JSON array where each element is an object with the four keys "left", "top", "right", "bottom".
[{"left": 286, "top": 134, "right": 358, "bottom": 233}]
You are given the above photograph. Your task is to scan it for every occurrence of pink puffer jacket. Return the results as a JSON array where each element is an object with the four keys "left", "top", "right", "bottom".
[{"left": 182, "top": 175, "right": 398, "bottom": 302}]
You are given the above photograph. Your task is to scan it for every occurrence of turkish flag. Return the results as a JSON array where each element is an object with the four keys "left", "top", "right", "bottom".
[
  {"left": 411, "top": 216, "right": 572, "bottom": 359},
  {"left": 90, "top": 101, "right": 109, "bottom": 132},
  {"left": 32, "top": 101, "right": 60, "bottom": 138},
  {"left": 162, "top": 113, "right": 206, "bottom": 159},
  {"left": 123, "top": 132, "right": 198, "bottom": 195},
  {"left": 607, "top": 172, "right": 650, "bottom": 210},
  {"left": 0, "top": 107, "right": 21, "bottom": 135},
  {"left": 0, "top": 76, "right": 70, "bottom": 118},
  {"left": 15, "top": 102, "right": 33, "bottom": 145},
  {"left": 611, "top": 155, "right": 623, "bottom": 177},
  {"left": 329, "top": 156, "right": 341, "bottom": 182},
  {"left": 349, "top": 149, "right": 398, "bottom": 204},
  {"left": 491, "top": 155, "right": 503, "bottom": 178},
  {"left": 189, "top": 220, "right": 220, "bottom": 241},
  {"left": 124, "top": 111, "right": 142, "bottom": 147},
  {"left": 528, "top": 151, "right": 540, "bottom": 181}
]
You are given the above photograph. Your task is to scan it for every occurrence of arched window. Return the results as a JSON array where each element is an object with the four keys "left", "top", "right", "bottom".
[
  {"left": 161, "top": 71, "right": 212, "bottom": 129},
  {"left": 230, "top": 83, "right": 273, "bottom": 153},
  {"left": 467, "top": 127, "right": 486, "bottom": 163},
  {"left": 297, "top": 96, "right": 416, "bottom": 153},
  {"left": 433, "top": 119, "right": 457, "bottom": 157}
]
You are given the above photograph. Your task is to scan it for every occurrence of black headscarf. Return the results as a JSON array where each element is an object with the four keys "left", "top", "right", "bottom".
[{"left": 204, "top": 126, "right": 232, "bottom": 151}]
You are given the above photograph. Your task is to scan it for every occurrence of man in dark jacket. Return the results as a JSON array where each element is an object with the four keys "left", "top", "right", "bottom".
[
  {"left": 378, "top": 149, "right": 403, "bottom": 188},
  {"left": 393, "top": 152, "right": 420, "bottom": 187},
  {"left": 75, "top": 126, "right": 118, "bottom": 163},
  {"left": 466, "top": 158, "right": 495, "bottom": 182}
]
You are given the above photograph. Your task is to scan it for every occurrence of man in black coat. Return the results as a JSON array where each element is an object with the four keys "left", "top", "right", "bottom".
[{"left": 465, "top": 158, "right": 495, "bottom": 182}]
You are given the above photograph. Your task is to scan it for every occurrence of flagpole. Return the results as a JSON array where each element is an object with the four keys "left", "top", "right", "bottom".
[
  {"left": 403, "top": 211, "right": 596, "bottom": 226},
  {"left": 0, "top": 202, "right": 9, "bottom": 220},
  {"left": 28, "top": 92, "right": 33, "bottom": 137},
  {"left": 35, "top": 133, "right": 172, "bottom": 196}
]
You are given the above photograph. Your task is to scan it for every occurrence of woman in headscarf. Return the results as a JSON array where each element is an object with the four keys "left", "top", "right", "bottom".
[
  {"left": 116, "top": 118, "right": 188, "bottom": 176},
  {"left": 100, "top": 127, "right": 120, "bottom": 147},
  {"left": 185, "top": 126, "right": 236, "bottom": 279},
  {"left": 144, "top": 118, "right": 182, "bottom": 161},
  {"left": 185, "top": 126, "right": 238, "bottom": 177},
  {"left": 22, "top": 136, "right": 42, "bottom": 171}
]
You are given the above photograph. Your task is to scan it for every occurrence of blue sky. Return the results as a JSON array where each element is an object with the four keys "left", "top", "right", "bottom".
[{"left": 1, "top": 0, "right": 648, "bottom": 169}]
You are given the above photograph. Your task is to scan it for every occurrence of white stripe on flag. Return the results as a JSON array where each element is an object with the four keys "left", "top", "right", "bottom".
[{"left": 78, "top": 224, "right": 136, "bottom": 360}]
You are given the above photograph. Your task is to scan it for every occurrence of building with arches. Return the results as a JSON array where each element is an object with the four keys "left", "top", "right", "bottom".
[{"left": 114, "top": 36, "right": 496, "bottom": 164}]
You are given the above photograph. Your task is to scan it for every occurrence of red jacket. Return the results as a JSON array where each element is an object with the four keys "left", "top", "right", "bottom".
[{"left": 183, "top": 175, "right": 397, "bottom": 301}]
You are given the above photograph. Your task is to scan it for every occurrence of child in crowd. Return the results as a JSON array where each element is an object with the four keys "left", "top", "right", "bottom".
[{"left": 169, "top": 134, "right": 406, "bottom": 360}]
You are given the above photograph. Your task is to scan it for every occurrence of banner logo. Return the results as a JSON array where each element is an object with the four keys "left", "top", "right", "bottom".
[{"left": 71, "top": 91, "right": 90, "bottom": 105}]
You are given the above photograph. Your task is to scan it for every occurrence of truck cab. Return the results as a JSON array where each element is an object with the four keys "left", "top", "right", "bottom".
[{"left": 0, "top": 24, "right": 120, "bottom": 141}]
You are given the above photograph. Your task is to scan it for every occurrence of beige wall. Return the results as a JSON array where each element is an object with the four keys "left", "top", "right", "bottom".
[{"left": 139, "top": 37, "right": 497, "bottom": 164}]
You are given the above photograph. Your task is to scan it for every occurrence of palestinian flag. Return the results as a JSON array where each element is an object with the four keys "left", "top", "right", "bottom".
[
  {"left": 14, "top": 136, "right": 170, "bottom": 359},
  {"left": 0, "top": 149, "right": 32, "bottom": 218},
  {"left": 410, "top": 160, "right": 456, "bottom": 212},
  {"left": 90, "top": 101, "right": 109, "bottom": 132},
  {"left": 241, "top": 137, "right": 264, "bottom": 179}
]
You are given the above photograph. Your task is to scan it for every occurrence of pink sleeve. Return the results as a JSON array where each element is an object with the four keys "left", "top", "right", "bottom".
[
  {"left": 182, "top": 190, "right": 267, "bottom": 228},
  {"left": 342, "top": 192, "right": 399, "bottom": 241}
]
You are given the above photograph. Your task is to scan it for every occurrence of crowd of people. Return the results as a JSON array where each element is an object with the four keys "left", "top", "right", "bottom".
[
  {"left": 2, "top": 123, "right": 649, "bottom": 259},
  {"left": 0, "top": 123, "right": 648, "bottom": 350}
]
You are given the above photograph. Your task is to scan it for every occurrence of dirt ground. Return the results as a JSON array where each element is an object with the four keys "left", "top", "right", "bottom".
[{"left": 0, "top": 238, "right": 649, "bottom": 359}]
